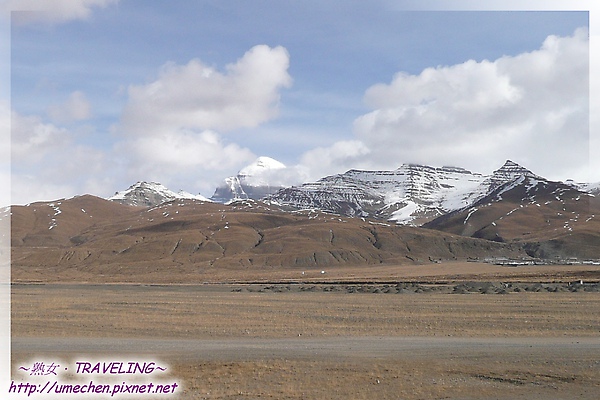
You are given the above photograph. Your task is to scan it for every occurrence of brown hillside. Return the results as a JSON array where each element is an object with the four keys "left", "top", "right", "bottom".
[
  {"left": 424, "top": 179, "right": 600, "bottom": 259},
  {"left": 11, "top": 196, "right": 527, "bottom": 283},
  {"left": 11, "top": 195, "right": 139, "bottom": 247}
]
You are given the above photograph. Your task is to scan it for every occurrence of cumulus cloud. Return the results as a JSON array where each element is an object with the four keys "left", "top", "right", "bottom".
[
  {"left": 3, "top": 0, "right": 118, "bottom": 26},
  {"left": 115, "top": 129, "right": 257, "bottom": 196},
  {"left": 0, "top": 101, "right": 10, "bottom": 207},
  {"left": 11, "top": 112, "right": 71, "bottom": 163},
  {"left": 111, "top": 45, "right": 293, "bottom": 196},
  {"left": 301, "top": 28, "right": 589, "bottom": 181},
  {"left": 11, "top": 111, "right": 108, "bottom": 204},
  {"left": 240, "top": 161, "right": 311, "bottom": 189},
  {"left": 590, "top": 30, "right": 600, "bottom": 183},
  {"left": 0, "top": 100, "right": 10, "bottom": 160},
  {"left": 299, "top": 140, "right": 371, "bottom": 180},
  {"left": 7, "top": 45, "right": 294, "bottom": 203},
  {"left": 118, "top": 130, "right": 255, "bottom": 171},
  {"left": 121, "top": 45, "right": 292, "bottom": 135},
  {"left": 47, "top": 91, "right": 92, "bottom": 124}
]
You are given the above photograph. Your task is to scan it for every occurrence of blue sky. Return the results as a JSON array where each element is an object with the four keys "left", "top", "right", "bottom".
[
  {"left": 4, "top": 1, "right": 595, "bottom": 204},
  {"left": 0, "top": 0, "right": 597, "bottom": 391}
]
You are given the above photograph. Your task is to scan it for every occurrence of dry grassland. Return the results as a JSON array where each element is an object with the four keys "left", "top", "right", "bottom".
[
  {"left": 12, "top": 261, "right": 600, "bottom": 284},
  {"left": 11, "top": 282, "right": 600, "bottom": 399},
  {"left": 10, "top": 284, "right": 600, "bottom": 339}
]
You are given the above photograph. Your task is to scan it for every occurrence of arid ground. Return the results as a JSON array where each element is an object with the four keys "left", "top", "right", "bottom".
[{"left": 11, "top": 262, "right": 600, "bottom": 399}]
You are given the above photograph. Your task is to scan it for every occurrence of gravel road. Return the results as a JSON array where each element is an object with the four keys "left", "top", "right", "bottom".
[{"left": 13, "top": 336, "right": 600, "bottom": 361}]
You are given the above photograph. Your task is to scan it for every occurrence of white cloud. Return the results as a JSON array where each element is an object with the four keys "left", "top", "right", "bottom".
[
  {"left": 299, "top": 140, "right": 371, "bottom": 180},
  {"left": 115, "top": 129, "right": 257, "bottom": 197},
  {"left": 10, "top": 178, "right": 76, "bottom": 205},
  {"left": 11, "top": 112, "right": 71, "bottom": 163},
  {"left": 121, "top": 45, "right": 292, "bottom": 135},
  {"left": 242, "top": 162, "right": 311, "bottom": 189},
  {"left": 300, "top": 28, "right": 589, "bottom": 181},
  {"left": 0, "top": 100, "right": 10, "bottom": 207},
  {"left": 0, "top": 100, "right": 9, "bottom": 161},
  {"left": 8, "top": 45, "right": 294, "bottom": 203},
  {"left": 590, "top": 30, "right": 600, "bottom": 183},
  {"left": 111, "top": 45, "right": 293, "bottom": 196},
  {"left": 3, "top": 0, "right": 118, "bottom": 26},
  {"left": 119, "top": 130, "right": 255, "bottom": 171},
  {"left": 11, "top": 111, "right": 108, "bottom": 204},
  {"left": 47, "top": 91, "right": 92, "bottom": 123}
]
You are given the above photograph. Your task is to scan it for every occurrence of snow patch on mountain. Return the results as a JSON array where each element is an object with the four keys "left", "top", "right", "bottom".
[
  {"left": 109, "top": 182, "right": 210, "bottom": 207},
  {"left": 486, "top": 160, "right": 538, "bottom": 191},
  {"left": 269, "top": 164, "right": 492, "bottom": 225},
  {"left": 238, "top": 156, "right": 286, "bottom": 186},
  {"left": 211, "top": 156, "right": 292, "bottom": 203},
  {"left": 268, "top": 160, "right": 571, "bottom": 226},
  {"left": 566, "top": 180, "right": 600, "bottom": 196}
]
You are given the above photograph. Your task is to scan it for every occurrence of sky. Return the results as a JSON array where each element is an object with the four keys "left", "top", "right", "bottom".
[
  {"left": 2, "top": 0, "right": 597, "bottom": 206},
  {"left": 0, "top": 0, "right": 598, "bottom": 390}
]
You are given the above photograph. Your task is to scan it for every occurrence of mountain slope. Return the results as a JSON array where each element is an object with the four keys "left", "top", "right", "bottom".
[
  {"left": 11, "top": 195, "right": 138, "bottom": 248},
  {"left": 11, "top": 195, "right": 528, "bottom": 283},
  {"left": 423, "top": 175, "right": 600, "bottom": 258},
  {"left": 109, "top": 181, "right": 210, "bottom": 207},
  {"left": 268, "top": 160, "right": 547, "bottom": 226}
]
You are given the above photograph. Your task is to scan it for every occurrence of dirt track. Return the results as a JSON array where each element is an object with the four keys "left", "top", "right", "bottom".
[
  {"left": 12, "top": 336, "right": 600, "bottom": 400},
  {"left": 12, "top": 335, "right": 600, "bottom": 361},
  {"left": 11, "top": 283, "right": 600, "bottom": 399}
]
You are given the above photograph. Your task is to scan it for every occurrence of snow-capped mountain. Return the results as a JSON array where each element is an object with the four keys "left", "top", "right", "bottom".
[
  {"left": 14, "top": 159, "right": 600, "bottom": 264},
  {"left": 565, "top": 180, "right": 600, "bottom": 196},
  {"left": 485, "top": 160, "right": 540, "bottom": 192},
  {"left": 269, "top": 164, "right": 482, "bottom": 224},
  {"left": 109, "top": 181, "right": 209, "bottom": 207},
  {"left": 268, "top": 160, "right": 575, "bottom": 226},
  {"left": 210, "top": 156, "right": 288, "bottom": 203},
  {"left": 423, "top": 170, "right": 600, "bottom": 258},
  {"left": 106, "top": 160, "right": 598, "bottom": 225}
]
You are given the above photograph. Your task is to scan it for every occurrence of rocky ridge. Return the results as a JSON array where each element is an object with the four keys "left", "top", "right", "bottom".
[
  {"left": 268, "top": 160, "right": 552, "bottom": 226},
  {"left": 107, "top": 160, "right": 599, "bottom": 231},
  {"left": 109, "top": 181, "right": 209, "bottom": 207}
]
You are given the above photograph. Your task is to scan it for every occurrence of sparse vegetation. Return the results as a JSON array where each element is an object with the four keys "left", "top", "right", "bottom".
[{"left": 12, "top": 284, "right": 600, "bottom": 399}]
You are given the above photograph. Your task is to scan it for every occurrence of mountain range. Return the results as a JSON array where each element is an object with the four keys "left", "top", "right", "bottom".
[
  {"left": 9, "top": 194, "right": 531, "bottom": 283},
  {"left": 270, "top": 160, "right": 534, "bottom": 225},
  {"left": 8, "top": 158, "right": 600, "bottom": 282},
  {"left": 107, "top": 157, "right": 599, "bottom": 228}
]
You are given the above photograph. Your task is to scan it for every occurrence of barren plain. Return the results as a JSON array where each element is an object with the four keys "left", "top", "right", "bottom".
[{"left": 11, "top": 262, "right": 600, "bottom": 399}]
